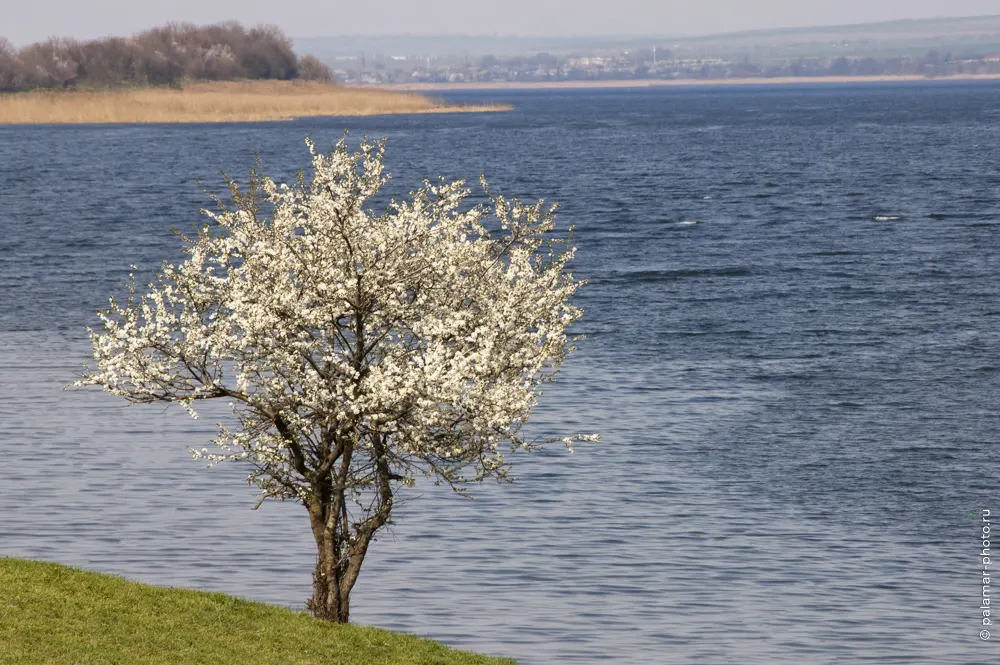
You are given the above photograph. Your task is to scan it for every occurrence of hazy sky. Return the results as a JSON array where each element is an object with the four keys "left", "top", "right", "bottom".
[{"left": 2, "top": 0, "right": 998, "bottom": 45}]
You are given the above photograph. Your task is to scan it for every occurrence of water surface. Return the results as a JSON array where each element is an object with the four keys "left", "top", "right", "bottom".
[{"left": 2, "top": 82, "right": 999, "bottom": 664}]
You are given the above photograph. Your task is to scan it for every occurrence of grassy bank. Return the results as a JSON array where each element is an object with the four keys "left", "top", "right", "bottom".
[
  {"left": 0, "top": 558, "right": 515, "bottom": 664},
  {"left": 0, "top": 80, "right": 510, "bottom": 125}
]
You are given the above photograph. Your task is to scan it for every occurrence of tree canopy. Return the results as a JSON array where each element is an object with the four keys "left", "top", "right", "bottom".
[{"left": 0, "top": 22, "right": 331, "bottom": 91}]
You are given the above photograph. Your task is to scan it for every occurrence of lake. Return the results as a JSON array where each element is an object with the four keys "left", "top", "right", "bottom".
[{"left": 2, "top": 82, "right": 999, "bottom": 664}]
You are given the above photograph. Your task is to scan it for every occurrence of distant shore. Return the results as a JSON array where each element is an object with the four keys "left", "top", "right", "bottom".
[
  {"left": 372, "top": 73, "right": 1000, "bottom": 92},
  {"left": 0, "top": 80, "right": 509, "bottom": 125}
]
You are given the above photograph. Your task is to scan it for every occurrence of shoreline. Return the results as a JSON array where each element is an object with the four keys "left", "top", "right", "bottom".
[
  {"left": 0, "top": 80, "right": 510, "bottom": 125},
  {"left": 370, "top": 73, "right": 1000, "bottom": 92}
]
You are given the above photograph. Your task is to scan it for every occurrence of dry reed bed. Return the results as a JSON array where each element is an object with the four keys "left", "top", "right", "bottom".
[{"left": 0, "top": 80, "right": 509, "bottom": 124}]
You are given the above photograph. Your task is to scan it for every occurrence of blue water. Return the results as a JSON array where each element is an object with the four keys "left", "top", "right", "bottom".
[{"left": 2, "top": 82, "right": 1000, "bottom": 664}]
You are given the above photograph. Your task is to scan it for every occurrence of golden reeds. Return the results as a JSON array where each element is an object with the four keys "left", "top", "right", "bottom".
[{"left": 0, "top": 80, "right": 509, "bottom": 124}]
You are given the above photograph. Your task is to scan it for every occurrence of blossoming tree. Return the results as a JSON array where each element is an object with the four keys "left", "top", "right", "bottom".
[{"left": 76, "top": 137, "right": 597, "bottom": 623}]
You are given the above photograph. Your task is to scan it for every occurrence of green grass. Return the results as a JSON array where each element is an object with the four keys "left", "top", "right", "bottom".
[{"left": 0, "top": 558, "right": 516, "bottom": 665}]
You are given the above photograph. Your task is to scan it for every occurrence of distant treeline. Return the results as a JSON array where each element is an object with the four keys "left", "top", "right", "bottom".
[{"left": 0, "top": 22, "right": 332, "bottom": 92}]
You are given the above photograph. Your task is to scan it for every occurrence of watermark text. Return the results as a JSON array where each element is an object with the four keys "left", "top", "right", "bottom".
[{"left": 982, "top": 509, "right": 992, "bottom": 641}]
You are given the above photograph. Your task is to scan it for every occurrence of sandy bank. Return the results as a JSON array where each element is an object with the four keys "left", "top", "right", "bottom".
[
  {"left": 0, "top": 80, "right": 510, "bottom": 125},
  {"left": 371, "top": 73, "right": 1000, "bottom": 92}
]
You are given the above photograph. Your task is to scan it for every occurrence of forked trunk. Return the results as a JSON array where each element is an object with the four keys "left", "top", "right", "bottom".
[
  {"left": 304, "top": 435, "right": 393, "bottom": 623},
  {"left": 309, "top": 550, "right": 351, "bottom": 622},
  {"left": 307, "top": 517, "right": 355, "bottom": 623},
  {"left": 306, "top": 503, "right": 370, "bottom": 623},
  {"left": 306, "top": 516, "right": 354, "bottom": 623}
]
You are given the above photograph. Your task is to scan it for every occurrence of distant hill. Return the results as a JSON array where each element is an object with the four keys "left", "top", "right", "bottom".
[
  {"left": 295, "top": 14, "right": 1000, "bottom": 61},
  {"left": 690, "top": 14, "right": 1000, "bottom": 41},
  {"left": 673, "top": 14, "right": 1000, "bottom": 61},
  {"left": 293, "top": 35, "right": 632, "bottom": 59}
]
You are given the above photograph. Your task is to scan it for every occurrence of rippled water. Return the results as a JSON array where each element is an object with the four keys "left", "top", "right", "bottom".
[{"left": 2, "top": 82, "right": 1000, "bottom": 664}]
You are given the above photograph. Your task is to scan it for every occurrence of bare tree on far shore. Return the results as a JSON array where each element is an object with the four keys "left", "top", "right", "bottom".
[{"left": 0, "top": 22, "right": 332, "bottom": 92}]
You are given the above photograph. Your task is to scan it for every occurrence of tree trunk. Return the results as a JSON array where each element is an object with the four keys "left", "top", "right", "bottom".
[
  {"left": 308, "top": 527, "right": 352, "bottom": 622},
  {"left": 309, "top": 564, "right": 350, "bottom": 622},
  {"left": 303, "top": 435, "right": 392, "bottom": 623}
]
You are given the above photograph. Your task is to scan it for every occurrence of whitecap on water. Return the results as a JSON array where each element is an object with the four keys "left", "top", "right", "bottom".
[
  {"left": 872, "top": 215, "right": 901, "bottom": 221},
  {"left": 679, "top": 220, "right": 699, "bottom": 226}
]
